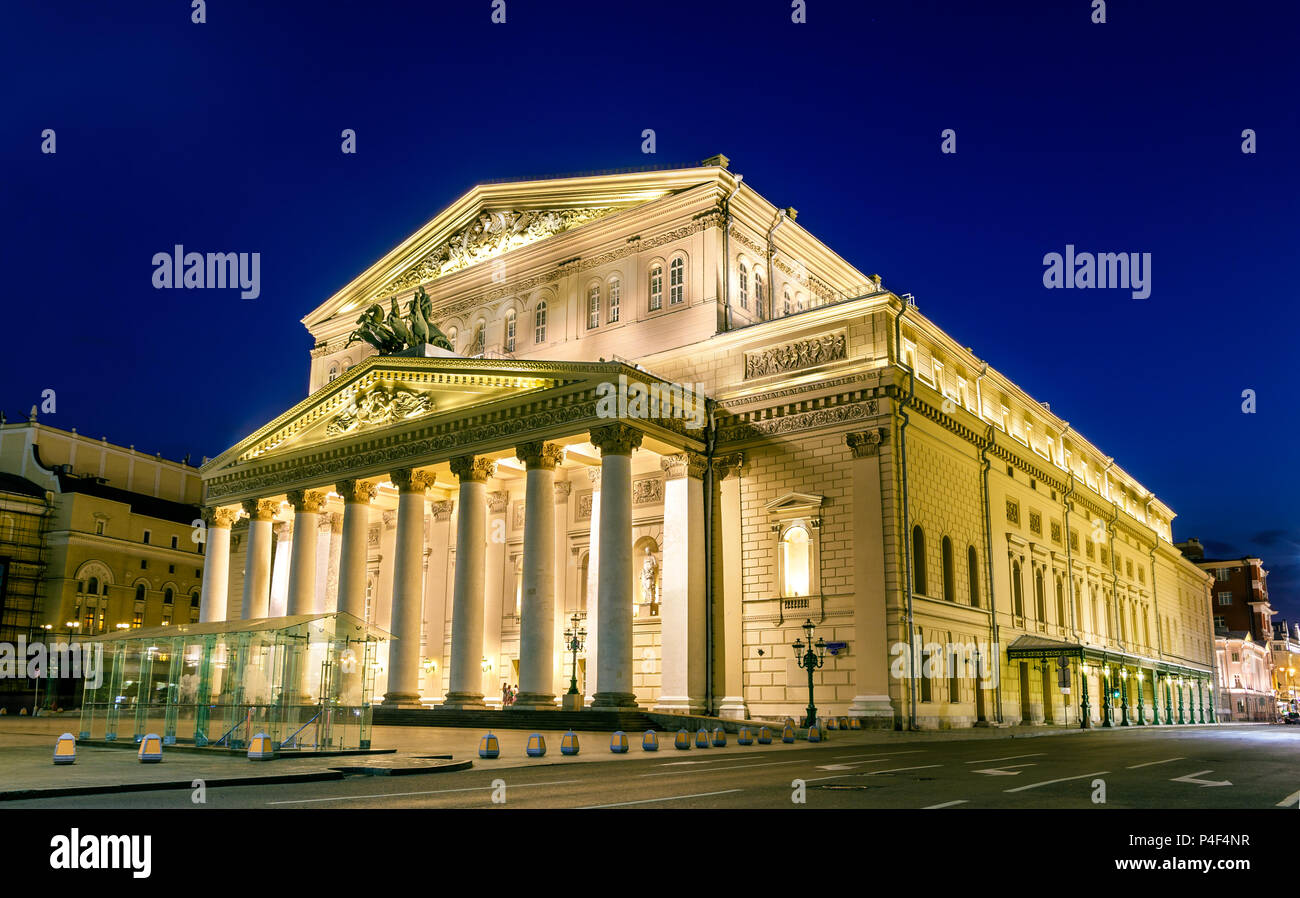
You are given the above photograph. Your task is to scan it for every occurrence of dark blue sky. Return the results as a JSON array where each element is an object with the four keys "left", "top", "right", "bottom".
[{"left": 3, "top": 0, "right": 1297, "bottom": 612}]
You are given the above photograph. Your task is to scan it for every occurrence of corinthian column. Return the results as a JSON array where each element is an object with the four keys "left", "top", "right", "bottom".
[
  {"left": 384, "top": 468, "right": 432, "bottom": 706},
  {"left": 285, "top": 489, "right": 327, "bottom": 616},
  {"left": 198, "top": 507, "right": 238, "bottom": 623},
  {"left": 439, "top": 455, "right": 496, "bottom": 709},
  {"left": 589, "top": 423, "right": 642, "bottom": 708},
  {"left": 845, "top": 430, "right": 895, "bottom": 724},
  {"left": 512, "top": 441, "right": 565, "bottom": 709},
  {"left": 584, "top": 467, "right": 601, "bottom": 703},
  {"left": 335, "top": 479, "right": 376, "bottom": 619},
  {"left": 239, "top": 499, "right": 278, "bottom": 619}
]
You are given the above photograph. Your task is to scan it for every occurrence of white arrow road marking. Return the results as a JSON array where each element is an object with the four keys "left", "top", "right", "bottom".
[
  {"left": 924, "top": 799, "right": 969, "bottom": 809},
  {"left": 972, "top": 763, "right": 1036, "bottom": 776},
  {"left": 1126, "top": 757, "right": 1184, "bottom": 769},
  {"left": 965, "top": 752, "right": 1045, "bottom": 765},
  {"left": 1005, "top": 771, "right": 1109, "bottom": 793},
  {"left": 579, "top": 789, "right": 742, "bottom": 809},
  {"left": 1275, "top": 790, "right": 1300, "bottom": 808},
  {"left": 815, "top": 758, "right": 899, "bottom": 771},
  {"left": 1171, "top": 770, "right": 1232, "bottom": 788}
]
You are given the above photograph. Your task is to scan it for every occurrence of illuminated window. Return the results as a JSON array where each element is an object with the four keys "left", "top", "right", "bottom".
[
  {"left": 587, "top": 283, "right": 600, "bottom": 329},
  {"left": 738, "top": 262, "right": 748, "bottom": 309},
  {"left": 504, "top": 310, "right": 516, "bottom": 353},
  {"left": 754, "top": 272, "right": 765, "bottom": 316},
  {"left": 534, "top": 301, "right": 547, "bottom": 344},
  {"left": 669, "top": 257, "right": 685, "bottom": 304},
  {"left": 781, "top": 526, "right": 811, "bottom": 597},
  {"left": 649, "top": 265, "right": 663, "bottom": 311},
  {"left": 608, "top": 277, "right": 620, "bottom": 323},
  {"left": 328, "top": 363, "right": 339, "bottom": 382}
]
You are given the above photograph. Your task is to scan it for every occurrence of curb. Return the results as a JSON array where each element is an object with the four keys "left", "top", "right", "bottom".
[{"left": 0, "top": 770, "right": 347, "bottom": 802}]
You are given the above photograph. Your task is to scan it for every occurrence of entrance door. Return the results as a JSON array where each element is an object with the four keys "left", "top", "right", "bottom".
[
  {"left": 1019, "top": 662, "right": 1033, "bottom": 723},
  {"left": 1041, "top": 663, "right": 1054, "bottom": 724}
]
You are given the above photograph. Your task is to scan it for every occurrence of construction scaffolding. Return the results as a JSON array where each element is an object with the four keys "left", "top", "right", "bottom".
[{"left": 0, "top": 474, "right": 51, "bottom": 711}]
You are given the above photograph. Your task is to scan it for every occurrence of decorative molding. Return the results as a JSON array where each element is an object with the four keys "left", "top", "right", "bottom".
[
  {"left": 275, "top": 520, "right": 294, "bottom": 539},
  {"left": 744, "top": 331, "right": 847, "bottom": 380},
  {"left": 513, "top": 502, "right": 525, "bottom": 530},
  {"left": 203, "top": 507, "right": 240, "bottom": 529},
  {"left": 516, "top": 440, "right": 565, "bottom": 470},
  {"left": 326, "top": 384, "right": 434, "bottom": 437},
  {"left": 632, "top": 476, "right": 664, "bottom": 504},
  {"left": 714, "top": 452, "right": 746, "bottom": 480},
  {"left": 286, "top": 489, "right": 328, "bottom": 514},
  {"left": 845, "top": 428, "right": 887, "bottom": 458},
  {"left": 577, "top": 491, "right": 593, "bottom": 520},
  {"left": 589, "top": 422, "right": 643, "bottom": 456},
  {"left": 735, "top": 374, "right": 865, "bottom": 407},
  {"left": 368, "top": 524, "right": 380, "bottom": 547},
  {"left": 449, "top": 455, "right": 496, "bottom": 484},
  {"left": 553, "top": 480, "right": 572, "bottom": 502},
  {"left": 718, "top": 400, "right": 877, "bottom": 443},
  {"left": 487, "top": 490, "right": 509, "bottom": 514},
  {"left": 391, "top": 467, "right": 435, "bottom": 494},
  {"left": 660, "top": 451, "right": 705, "bottom": 481}
]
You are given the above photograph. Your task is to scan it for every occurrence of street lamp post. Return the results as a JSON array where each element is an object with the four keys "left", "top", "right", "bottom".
[
  {"left": 1164, "top": 676, "right": 1173, "bottom": 724},
  {"left": 1177, "top": 676, "right": 1186, "bottom": 724},
  {"left": 1136, "top": 671, "right": 1145, "bottom": 725},
  {"left": 1079, "top": 661, "right": 1091, "bottom": 729},
  {"left": 1101, "top": 667, "right": 1113, "bottom": 727},
  {"left": 563, "top": 614, "right": 586, "bottom": 696},
  {"left": 1119, "top": 668, "right": 1130, "bottom": 726},
  {"left": 792, "top": 619, "right": 825, "bottom": 728}
]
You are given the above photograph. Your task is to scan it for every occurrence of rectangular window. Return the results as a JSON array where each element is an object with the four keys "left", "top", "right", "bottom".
[
  {"left": 919, "top": 651, "right": 932, "bottom": 702},
  {"left": 932, "top": 360, "right": 945, "bottom": 395},
  {"left": 587, "top": 285, "right": 600, "bottom": 329},
  {"left": 901, "top": 339, "right": 916, "bottom": 369},
  {"left": 649, "top": 267, "right": 663, "bottom": 311},
  {"left": 669, "top": 258, "right": 684, "bottom": 305},
  {"left": 1000, "top": 406, "right": 1010, "bottom": 432},
  {"left": 170, "top": 535, "right": 178, "bottom": 549},
  {"left": 1218, "top": 592, "right": 1233, "bottom": 605},
  {"left": 132, "top": 610, "right": 143, "bottom": 629},
  {"left": 505, "top": 314, "right": 516, "bottom": 353},
  {"left": 95, "top": 521, "right": 105, "bottom": 535},
  {"left": 608, "top": 279, "right": 620, "bottom": 323},
  {"left": 142, "top": 530, "right": 151, "bottom": 545},
  {"left": 535, "top": 304, "right": 547, "bottom": 344},
  {"left": 1215, "top": 568, "right": 1230, "bottom": 582}
]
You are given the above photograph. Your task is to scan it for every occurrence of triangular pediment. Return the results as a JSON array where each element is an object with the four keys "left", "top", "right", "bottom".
[
  {"left": 302, "top": 160, "right": 731, "bottom": 329},
  {"left": 764, "top": 492, "right": 825, "bottom": 516},
  {"left": 202, "top": 356, "right": 585, "bottom": 476}
]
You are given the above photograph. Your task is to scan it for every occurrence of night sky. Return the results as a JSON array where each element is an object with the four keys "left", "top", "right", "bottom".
[{"left": 2, "top": 1, "right": 1296, "bottom": 614}]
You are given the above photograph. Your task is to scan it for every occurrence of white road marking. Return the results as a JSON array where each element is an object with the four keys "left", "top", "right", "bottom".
[
  {"left": 924, "top": 799, "right": 969, "bottom": 809},
  {"left": 1126, "top": 757, "right": 1184, "bottom": 769},
  {"left": 638, "top": 759, "right": 806, "bottom": 777},
  {"left": 1004, "top": 771, "right": 1109, "bottom": 793},
  {"left": 1275, "top": 790, "right": 1300, "bottom": 808},
  {"left": 815, "top": 759, "right": 898, "bottom": 771},
  {"left": 964, "top": 752, "right": 1045, "bottom": 764},
  {"left": 834, "top": 751, "right": 925, "bottom": 760},
  {"left": 579, "top": 789, "right": 742, "bottom": 809},
  {"left": 806, "top": 764, "right": 943, "bottom": 784},
  {"left": 1171, "top": 770, "right": 1232, "bottom": 788},
  {"left": 656, "top": 758, "right": 758, "bottom": 767},
  {"left": 267, "top": 779, "right": 583, "bottom": 805},
  {"left": 972, "top": 763, "right": 1036, "bottom": 776}
]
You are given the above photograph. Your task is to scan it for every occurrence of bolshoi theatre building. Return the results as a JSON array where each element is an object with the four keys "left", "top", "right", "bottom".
[{"left": 194, "top": 155, "right": 1218, "bottom": 729}]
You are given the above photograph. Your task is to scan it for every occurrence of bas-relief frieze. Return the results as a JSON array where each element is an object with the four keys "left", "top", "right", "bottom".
[
  {"left": 325, "top": 384, "right": 434, "bottom": 436},
  {"left": 744, "top": 332, "right": 847, "bottom": 379},
  {"left": 632, "top": 476, "right": 663, "bottom": 505}
]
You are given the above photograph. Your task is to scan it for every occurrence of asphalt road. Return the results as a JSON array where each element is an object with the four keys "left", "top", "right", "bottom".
[{"left": 6, "top": 724, "right": 1298, "bottom": 810}]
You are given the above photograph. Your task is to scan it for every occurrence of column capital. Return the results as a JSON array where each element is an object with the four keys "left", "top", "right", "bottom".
[
  {"left": 241, "top": 498, "right": 280, "bottom": 522},
  {"left": 450, "top": 455, "right": 496, "bottom": 483},
  {"left": 516, "top": 440, "right": 566, "bottom": 470},
  {"left": 846, "top": 428, "right": 887, "bottom": 458},
  {"left": 337, "top": 478, "right": 377, "bottom": 504},
  {"left": 275, "top": 520, "right": 294, "bottom": 539},
  {"left": 287, "top": 488, "right": 328, "bottom": 513},
  {"left": 430, "top": 499, "right": 455, "bottom": 521},
  {"left": 587, "top": 466, "right": 602, "bottom": 488},
  {"left": 203, "top": 506, "right": 240, "bottom": 529},
  {"left": 487, "top": 490, "right": 509, "bottom": 515},
  {"left": 660, "top": 451, "right": 706, "bottom": 481},
  {"left": 320, "top": 512, "right": 344, "bottom": 534},
  {"left": 589, "top": 423, "right": 643, "bottom": 457},
  {"left": 391, "top": 467, "right": 435, "bottom": 494},
  {"left": 715, "top": 452, "right": 746, "bottom": 480},
  {"left": 553, "top": 480, "right": 573, "bottom": 502}
]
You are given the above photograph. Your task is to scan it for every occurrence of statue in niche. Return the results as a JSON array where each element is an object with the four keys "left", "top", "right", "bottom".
[{"left": 640, "top": 547, "right": 660, "bottom": 609}]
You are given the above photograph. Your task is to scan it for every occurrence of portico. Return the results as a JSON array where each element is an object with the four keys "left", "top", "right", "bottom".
[{"left": 199, "top": 355, "right": 706, "bottom": 710}]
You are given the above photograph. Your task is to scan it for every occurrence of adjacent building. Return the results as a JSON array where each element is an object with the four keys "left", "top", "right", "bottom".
[
  {"left": 1270, "top": 619, "right": 1299, "bottom": 715},
  {"left": 195, "top": 156, "right": 1217, "bottom": 728},
  {"left": 0, "top": 416, "right": 204, "bottom": 711},
  {"left": 1178, "top": 538, "right": 1276, "bottom": 722}
]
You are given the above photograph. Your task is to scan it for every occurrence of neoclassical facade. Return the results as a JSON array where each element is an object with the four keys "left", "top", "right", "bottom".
[{"left": 198, "top": 156, "right": 1216, "bottom": 726}]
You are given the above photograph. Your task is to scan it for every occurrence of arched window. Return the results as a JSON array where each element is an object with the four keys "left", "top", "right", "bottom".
[
  {"left": 911, "top": 526, "right": 927, "bottom": 596},
  {"left": 1034, "top": 568, "right": 1046, "bottom": 621},
  {"left": 587, "top": 283, "right": 601, "bottom": 329},
  {"left": 1055, "top": 577, "right": 1065, "bottom": 629},
  {"left": 190, "top": 591, "right": 200, "bottom": 609},
  {"left": 446, "top": 326, "right": 458, "bottom": 351},
  {"left": 941, "top": 536, "right": 955, "bottom": 602},
  {"left": 968, "top": 546, "right": 980, "bottom": 608},
  {"left": 87, "top": 577, "right": 99, "bottom": 596},
  {"left": 328, "top": 363, "right": 339, "bottom": 382},
  {"left": 649, "top": 265, "right": 663, "bottom": 311},
  {"left": 754, "top": 272, "right": 765, "bottom": 318},
  {"left": 1012, "top": 561, "right": 1024, "bottom": 618},
  {"left": 782, "top": 525, "right": 811, "bottom": 597},
  {"left": 135, "top": 583, "right": 146, "bottom": 602},
  {"left": 504, "top": 310, "right": 516, "bottom": 353},
  {"left": 534, "top": 301, "right": 547, "bottom": 344},
  {"left": 669, "top": 257, "right": 685, "bottom": 305},
  {"left": 164, "top": 587, "right": 174, "bottom": 606},
  {"left": 608, "top": 277, "right": 621, "bottom": 323},
  {"left": 738, "top": 262, "right": 749, "bottom": 309},
  {"left": 783, "top": 286, "right": 792, "bottom": 317}
]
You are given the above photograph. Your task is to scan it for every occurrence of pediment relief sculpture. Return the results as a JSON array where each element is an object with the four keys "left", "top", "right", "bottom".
[
  {"left": 326, "top": 383, "right": 435, "bottom": 436},
  {"left": 744, "top": 332, "right": 847, "bottom": 379}
]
